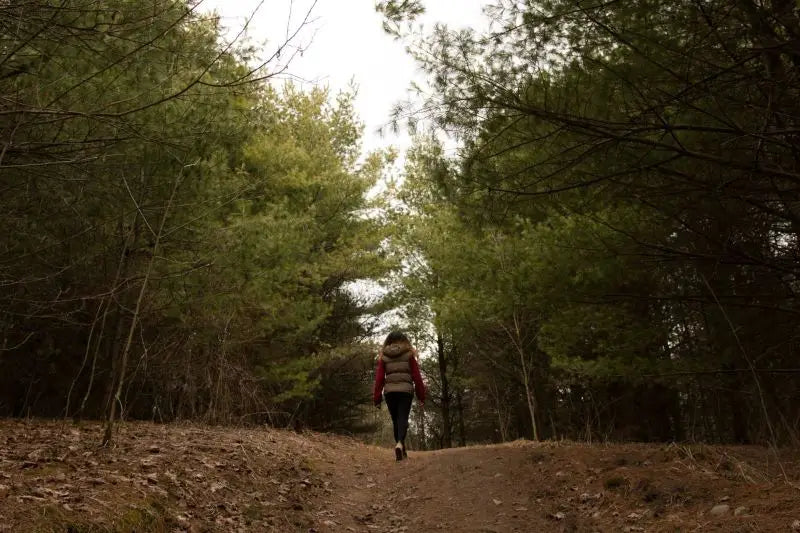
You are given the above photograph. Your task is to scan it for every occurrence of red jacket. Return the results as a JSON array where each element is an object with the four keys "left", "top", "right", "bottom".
[{"left": 373, "top": 355, "right": 426, "bottom": 404}]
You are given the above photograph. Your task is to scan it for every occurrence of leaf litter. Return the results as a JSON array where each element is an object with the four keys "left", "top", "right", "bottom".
[{"left": 1, "top": 420, "right": 800, "bottom": 532}]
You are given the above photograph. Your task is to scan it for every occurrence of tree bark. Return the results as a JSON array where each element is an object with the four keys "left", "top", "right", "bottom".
[
  {"left": 456, "top": 388, "right": 466, "bottom": 447},
  {"left": 437, "top": 330, "right": 452, "bottom": 448},
  {"left": 503, "top": 314, "right": 539, "bottom": 441}
]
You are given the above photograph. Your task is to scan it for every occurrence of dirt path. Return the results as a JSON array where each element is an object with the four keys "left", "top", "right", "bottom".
[
  {"left": 316, "top": 440, "right": 800, "bottom": 533},
  {"left": 1, "top": 420, "right": 799, "bottom": 532}
]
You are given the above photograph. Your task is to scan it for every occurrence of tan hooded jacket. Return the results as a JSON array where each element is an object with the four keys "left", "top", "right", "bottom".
[{"left": 380, "top": 340, "right": 415, "bottom": 395}]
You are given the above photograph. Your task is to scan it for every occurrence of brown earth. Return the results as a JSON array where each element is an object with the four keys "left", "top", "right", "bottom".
[{"left": 1, "top": 420, "right": 799, "bottom": 532}]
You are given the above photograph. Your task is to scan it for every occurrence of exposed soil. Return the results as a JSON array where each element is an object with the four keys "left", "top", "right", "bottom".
[{"left": 1, "top": 420, "right": 799, "bottom": 532}]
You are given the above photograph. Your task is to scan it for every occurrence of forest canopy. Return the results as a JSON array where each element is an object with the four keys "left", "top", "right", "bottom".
[
  {"left": 3, "top": 0, "right": 799, "bottom": 448},
  {"left": 0, "top": 0, "right": 392, "bottom": 441},
  {"left": 377, "top": 0, "right": 800, "bottom": 447}
]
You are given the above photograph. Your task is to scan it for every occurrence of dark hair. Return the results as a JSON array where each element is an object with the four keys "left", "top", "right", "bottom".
[{"left": 383, "top": 331, "right": 410, "bottom": 346}]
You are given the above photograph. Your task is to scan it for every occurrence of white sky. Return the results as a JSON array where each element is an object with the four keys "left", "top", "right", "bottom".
[{"left": 200, "top": 0, "right": 488, "bottom": 155}]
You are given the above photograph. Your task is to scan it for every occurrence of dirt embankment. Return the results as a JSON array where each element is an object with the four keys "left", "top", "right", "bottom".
[{"left": 1, "top": 420, "right": 798, "bottom": 532}]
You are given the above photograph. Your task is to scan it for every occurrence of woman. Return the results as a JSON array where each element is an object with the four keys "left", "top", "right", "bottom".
[{"left": 372, "top": 331, "right": 426, "bottom": 461}]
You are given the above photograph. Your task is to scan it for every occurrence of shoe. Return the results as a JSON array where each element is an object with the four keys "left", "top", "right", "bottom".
[{"left": 395, "top": 442, "right": 403, "bottom": 461}]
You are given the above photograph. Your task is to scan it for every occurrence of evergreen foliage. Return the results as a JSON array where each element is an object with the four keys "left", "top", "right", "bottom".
[
  {"left": 381, "top": 0, "right": 800, "bottom": 445},
  {"left": 0, "top": 0, "right": 390, "bottom": 437}
]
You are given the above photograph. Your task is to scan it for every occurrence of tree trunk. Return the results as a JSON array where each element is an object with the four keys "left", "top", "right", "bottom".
[
  {"left": 416, "top": 401, "right": 427, "bottom": 450},
  {"left": 456, "top": 388, "right": 466, "bottom": 447},
  {"left": 522, "top": 369, "right": 539, "bottom": 441},
  {"left": 504, "top": 315, "right": 539, "bottom": 441},
  {"left": 436, "top": 331, "right": 452, "bottom": 448},
  {"left": 488, "top": 376, "right": 509, "bottom": 442}
]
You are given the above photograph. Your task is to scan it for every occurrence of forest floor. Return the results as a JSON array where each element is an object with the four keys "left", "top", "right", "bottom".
[{"left": 1, "top": 420, "right": 799, "bottom": 532}]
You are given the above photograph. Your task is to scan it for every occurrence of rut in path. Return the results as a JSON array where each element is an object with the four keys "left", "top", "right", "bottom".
[{"left": 315, "top": 439, "right": 799, "bottom": 533}]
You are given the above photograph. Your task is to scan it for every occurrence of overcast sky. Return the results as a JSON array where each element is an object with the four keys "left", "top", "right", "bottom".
[{"left": 200, "top": 0, "right": 488, "bottom": 155}]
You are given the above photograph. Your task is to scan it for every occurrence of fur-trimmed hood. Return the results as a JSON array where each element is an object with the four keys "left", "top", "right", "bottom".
[{"left": 382, "top": 340, "right": 412, "bottom": 359}]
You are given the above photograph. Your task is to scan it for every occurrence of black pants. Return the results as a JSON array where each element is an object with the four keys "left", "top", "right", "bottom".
[{"left": 384, "top": 391, "right": 413, "bottom": 444}]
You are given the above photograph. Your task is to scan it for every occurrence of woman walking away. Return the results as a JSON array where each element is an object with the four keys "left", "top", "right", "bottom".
[{"left": 373, "top": 331, "right": 426, "bottom": 461}]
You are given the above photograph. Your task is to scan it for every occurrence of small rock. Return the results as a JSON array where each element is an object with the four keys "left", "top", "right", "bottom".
[
  {"left": 791, "top": 519, "right": 800, "bottom": 531},
  {"left": 553, "top": 512, "right": 566, "bottom": 521},
  {"left": 734, "top": 506, "right": 747, "bottom": 516},
  {"left": 0, "top": 484, "right": 9, "bottom": 498},
  {"left": 492, "top": 498, "right": 502, "bottom": 506},
  {"left": 719, "top": 495, "right": 730, "bottom": 502},
  {"left": 710, "top": 504, "right": 730, "bottom": 516}
]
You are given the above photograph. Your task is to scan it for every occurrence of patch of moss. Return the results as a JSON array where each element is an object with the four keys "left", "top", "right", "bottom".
[
  {"left": 604, "top": 475, "right": 629, "bottom": 490},
  {"left": 39, "top": 498, "right": 172, "bottom": 533},
  {"left": 243, "top": 502, "right": 265, "bottom": 524},
  {"left": 115, "top": 505, "right": 166, "bottom": 532}
]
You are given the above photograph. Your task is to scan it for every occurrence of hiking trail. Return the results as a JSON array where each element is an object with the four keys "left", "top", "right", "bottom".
[{"left": 0, "top": 420, "right": 798, "bottom": 532}]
